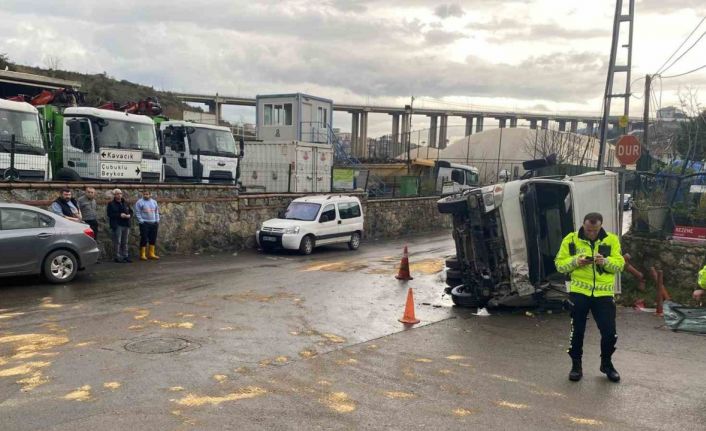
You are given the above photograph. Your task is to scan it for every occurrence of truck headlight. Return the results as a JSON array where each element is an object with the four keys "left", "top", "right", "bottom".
[{"left": 284, "top": 226, "right": 300, "bottom": 234}]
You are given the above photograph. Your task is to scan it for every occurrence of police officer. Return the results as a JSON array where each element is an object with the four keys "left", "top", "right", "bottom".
[
  {"left": 555, "top": 212, "right": 625, "bottom": 383},
  {"left": 694, "top": 266, "right": 706, "bottom": 304}
]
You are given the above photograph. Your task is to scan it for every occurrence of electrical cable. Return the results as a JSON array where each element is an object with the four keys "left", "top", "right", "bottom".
[
  {"left": 661, "top": 63, "right": 706, "bottom": 79},
  {"left": 659, "top": 30, "right": 706, "bottom": 75},
  {"left": 655, "top": 16, "right": 706, "bottom": 75}
]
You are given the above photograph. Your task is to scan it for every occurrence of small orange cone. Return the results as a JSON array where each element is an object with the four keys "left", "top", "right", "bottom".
[
  {"left": 395, "top": 246, "right": 414, "bottom": 281},
  {"left": 399, "top": 287, "right": 420, "bottom": 325}
]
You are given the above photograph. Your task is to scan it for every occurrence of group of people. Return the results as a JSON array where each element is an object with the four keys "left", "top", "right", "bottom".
[{"left": 51, "top": 187, "right": 161, "bottom": 263}]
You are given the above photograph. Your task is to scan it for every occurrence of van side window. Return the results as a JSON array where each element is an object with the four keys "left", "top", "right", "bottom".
[
  {"left": 320, "top": 204, "right": 336, "bottom": 222},
  {"left": 339, "top": 202, "right": 361, "bottom": 219}
]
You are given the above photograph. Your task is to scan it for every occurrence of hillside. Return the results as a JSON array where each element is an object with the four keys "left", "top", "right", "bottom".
[{"left": 3, "top": 56, "right": 195, "bottom": 120}]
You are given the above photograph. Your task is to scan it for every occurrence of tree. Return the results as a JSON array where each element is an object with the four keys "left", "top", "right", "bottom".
[
  {"left": 0, "top": 53, "right": 11, "bottom": 70},
  {"left": 524, "top": 128, "right": 595, "bottom": 166},
  {"left": 674, "top": 89, "right": 706, "bottom": 169}
]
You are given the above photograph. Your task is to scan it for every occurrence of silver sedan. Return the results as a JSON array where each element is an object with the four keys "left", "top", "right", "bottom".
[{"left": 0, "top": 203, "right": 100, "bottom": 283}]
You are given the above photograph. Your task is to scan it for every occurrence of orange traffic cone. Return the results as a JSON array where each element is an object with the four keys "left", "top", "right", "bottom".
[
  {"left": 395, "top": 246, "right": 414, "bottom": 281},
  {"left": 399, "top": 287, "right": 420, "bottom": 325}
]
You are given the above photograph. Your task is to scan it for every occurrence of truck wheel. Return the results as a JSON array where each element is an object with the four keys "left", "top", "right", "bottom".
[
  {"left": 445, "top": 257, "right": 461, "bottom": 270},
  {"left": 164, "top": 166, "right": 179, "bottom": 183},
  {"left": 450, "top": 285, "right": 488, "bottom": 308},
  {"left": 43, "top": 250, "right": 78, "bottom": 283},
  {"left": 299, "top": 235, "right": 315, "bottom": 255},
  {"left": 437, "top": 194, "right": 468, "bottom": 215},
  {"left": 54, "top": 168, "right": 82, "bottom": 182}
]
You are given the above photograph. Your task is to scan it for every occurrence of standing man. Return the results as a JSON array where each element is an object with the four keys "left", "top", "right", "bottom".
[
  {"left": 555, "top": 212, "right": 625, "bottom": 383},
  {"left": 134, "top": 189, "right": 160, "bottom": 261},
  {"left": 106, "top": 189, "right": 132, "bottom": 263},
  {"left": 694, "top": 266, "right": 706, "bottom": 304},
  {"left": 51, "top": 188, "right": 82, "bottom": 222},
  {"left": 77, "top": 187, "right": 99, "bottom": 240}
]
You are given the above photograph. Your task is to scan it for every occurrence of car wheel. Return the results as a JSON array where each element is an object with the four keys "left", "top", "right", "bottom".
[
  {"left": 348, "top": 232, "right": 361, "bottom": 250},
  {"left": 437, "top": 194, "right": 468, "bottom": 215},
  {"left": 450, "top": 285, "right": 488, "bottom": 308},
  {"left": 43, "top": 250, "right": 78, "bottom": 283},
  {"left": 445, "top": 257, "right": 461, "bottom": 270},
  {"left": 299, "top": 235, "right": 315, "bottom": 255}
]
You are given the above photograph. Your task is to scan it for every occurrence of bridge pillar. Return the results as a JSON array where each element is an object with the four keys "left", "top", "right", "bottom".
[
  {"left": 401, "top": 112, "right": 410, "bottom": 155},
  {"left": 558, "top": 120, "right": 566, "bottom": 132},
  {"left": 541, "top": 118, "right": 549, "bottom": 130},
  {"left": 529, "top": 119, "right": 538, "bottom": 130},
  {"left": 510, "top": 117, "right": 518, "bottom": 128},
  {"left": 476, "top": 116, "right": 484, "bottom": 133},
  {"left": 464, "top": 117, "right": 474, "bottom": 136},
  {"left": 439, "top": 115, "right": 448, "bottom": 149},
  {"left": 360, "top": 111, "right": 368, "bottom": 159},
  {"left": 350, "top": 112, "right": 359, "bottom": 157},
  {"left": 570, "top": 120, "right": 578, "bottom": 133},
  {"left": 585, "top": 120, "right": 595, "bottom": 135},
  {"left": 428, "top": 115, "right": 438, "bottom": 148},
  {"left": 499, "top": 118, "right": 507, "bottom": 128},
  {"left": 391, "top": 113, "right": 400, "bottom": 157}
]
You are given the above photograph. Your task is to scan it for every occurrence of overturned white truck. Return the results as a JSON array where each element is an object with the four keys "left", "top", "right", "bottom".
[{"left": 438, "top": 165, "right": 620, "bottom": 308}]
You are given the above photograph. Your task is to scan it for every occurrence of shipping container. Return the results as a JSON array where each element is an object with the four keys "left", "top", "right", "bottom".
[{"left": 241, "top": 141, "right": 333, "bottom": 193}]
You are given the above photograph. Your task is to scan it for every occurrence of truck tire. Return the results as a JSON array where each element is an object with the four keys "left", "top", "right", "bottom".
[
  {"left": 445, "top": 257, "right": 461, "bottom": 270},
  {"left": 54, "top": 168, "right": 82, "bottom": 182},
  {"left": 450, "top": 285, "right": 488, "bottom": 308},
  {"left": 164, "top": 166, "right": 179, "bottom": 183},
  {"left": 437, "top": 194, "right": 468, "bottom": 215},
  {"left": 446, "top": 268, "right": 462, "bottom": 280}
]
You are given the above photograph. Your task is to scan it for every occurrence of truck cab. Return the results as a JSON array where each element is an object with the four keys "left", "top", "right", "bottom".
[
  {"left": 0, "top": 99, "right": 49, "bottom": 181},
  {"left": 438, "top": 170, "right": 619, "bottom": 308},
  {"left": 48, "top": 107, "right": 163, "bottom": 182},
  {"left": 158, "top": 120, "right": 243, "bottom": 184},
  {"left": 435, "top": 160, "right": 480, "bottom": 195}
]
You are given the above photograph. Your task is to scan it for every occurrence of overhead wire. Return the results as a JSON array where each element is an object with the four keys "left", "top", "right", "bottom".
[
  {"left": 661, "top": 63, "right": 706, "bottom": 79},
  {"left": 659, "top": 29, "right": 706, "bottom": 75},
  {"left": 655, "top": 16, "right": 706, "bottom": 75}
]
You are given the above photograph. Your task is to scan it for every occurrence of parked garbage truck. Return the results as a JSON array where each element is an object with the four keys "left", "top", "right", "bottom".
[
  {"left": 156, "top": 119, "right": 244, "bottom": 184},
  {"left": 438, "top": 157, "right": 620, "bottom": 309},
  {"left": 0, "top": 98, "right": 49, "bottom": 181}
]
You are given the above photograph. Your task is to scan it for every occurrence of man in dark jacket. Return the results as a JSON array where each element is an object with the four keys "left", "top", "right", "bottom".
[
  {"left": 50, "top": 188, "right": 82, "bottom": 222},
  {"left": 106, "top": 188, "right": 133, "bottom": 263}
]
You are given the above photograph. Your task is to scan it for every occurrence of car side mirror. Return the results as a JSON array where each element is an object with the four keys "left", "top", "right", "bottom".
[
  {"left": 278, "top": 210, "right": 286, "bottom": 218},
  {"left": 319, "top": 214, "right": 329, "bottom": 223}
]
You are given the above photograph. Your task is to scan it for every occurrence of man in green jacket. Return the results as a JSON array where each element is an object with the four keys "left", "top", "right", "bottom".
[
  {"left": 555, "top": 212, "right": 625, "bottom": 383},
  {"left": 694, "top": 266, "right": 706, "bottom": 303}
]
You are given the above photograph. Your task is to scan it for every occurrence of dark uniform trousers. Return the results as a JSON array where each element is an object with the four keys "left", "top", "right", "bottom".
[{"left": 568, "top": 292, "right": 617, "bottom": 360}]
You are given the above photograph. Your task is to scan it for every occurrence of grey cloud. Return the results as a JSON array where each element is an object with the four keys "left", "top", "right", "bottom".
[
  {"left": 434, "top": 3, "right": 464, "bottom": 19},
  {"left": 424, "top": 29, "right": 467, "bottom": 45},
  {"left": 637, "top": 0, "right": 706, "bottom": 12},
  {"left": 469, "top": 19, "right": 607, "bottom": 42}
]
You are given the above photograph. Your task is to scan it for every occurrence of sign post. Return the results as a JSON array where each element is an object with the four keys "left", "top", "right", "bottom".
[{"left": 615, "top": 135, "right": 641, "bottom": 237}]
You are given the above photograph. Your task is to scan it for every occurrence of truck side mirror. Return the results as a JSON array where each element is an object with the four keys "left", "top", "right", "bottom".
[{"left": 239, "top": 137, "right": 245, "bottom": 158}]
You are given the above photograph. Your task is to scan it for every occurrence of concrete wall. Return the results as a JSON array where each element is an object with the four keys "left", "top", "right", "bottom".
[
  {"left": 0, "top": 183, "right": 449, "bottom": 257},
  {"left": 622, "top": 234, "right": 705, "bottom": 304}
]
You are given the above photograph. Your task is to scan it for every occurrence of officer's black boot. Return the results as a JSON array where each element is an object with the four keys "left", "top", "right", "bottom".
[
  {"left": 569, "top": 359, "right": 583, "bottom": 381},
  {"left": 600, "top": 358, "right": 621, "bottom": 383}
]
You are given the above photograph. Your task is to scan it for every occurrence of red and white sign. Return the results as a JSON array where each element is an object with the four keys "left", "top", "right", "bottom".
[
  {"left": 616, "top": 135, "right": 641, "bottom": 166},
  {"left": 673, "top": 225, "right": 706, "bottom": 240}
]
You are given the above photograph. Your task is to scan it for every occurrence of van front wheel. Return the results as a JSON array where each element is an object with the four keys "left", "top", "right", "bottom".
[{"left": 299, "top": 235, "right": 314, "bottom": 255}]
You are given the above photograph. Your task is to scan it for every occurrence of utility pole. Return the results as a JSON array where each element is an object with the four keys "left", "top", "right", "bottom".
[
  {"left": 407, "top": 95, "right": 414, "bottom": 174},
  {"left": 643, "top": 74, "right": 651, "bottom": 150},
  {"left": 597, "top": 0, "right": 635, "bottom": 170}
]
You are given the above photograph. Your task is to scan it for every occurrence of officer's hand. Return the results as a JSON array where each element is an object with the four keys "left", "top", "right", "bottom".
[
  {"left": 594, "top": 254, "right": 606, "bottom": 265},
  {"left": 694, "top": 289, "right": 705, "bottom": 301},
  {"left": 577, "top": 257, "right": 593, "bottom": 266}
]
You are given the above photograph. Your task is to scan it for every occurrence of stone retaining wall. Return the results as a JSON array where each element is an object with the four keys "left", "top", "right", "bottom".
[
  {"left": 0, "top": 183, "right": 449, "bottom": 257},
  {"left": 621, "top": 234, "right": 706, "bottom": 304}
]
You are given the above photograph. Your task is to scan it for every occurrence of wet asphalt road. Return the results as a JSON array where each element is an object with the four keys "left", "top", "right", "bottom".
[{"left": 0, "top": 232, "right": 704, "bottom": 431}]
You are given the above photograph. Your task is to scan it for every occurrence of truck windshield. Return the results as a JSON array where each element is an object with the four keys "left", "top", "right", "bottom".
[
  {"left": 0, "top": 109, "right": 45, "bottom": 155},
  {"left": 92, "top": 119, "right": 160, "bottom": 159},
  {"left": 189, "top": 128, "right": 237, "bottom": 158},
  {"left": 282, "top": 202, "right": 321, "bottom": 221},
  {"left": 466, "top": 170, "right": 479, "bottom": 186}
]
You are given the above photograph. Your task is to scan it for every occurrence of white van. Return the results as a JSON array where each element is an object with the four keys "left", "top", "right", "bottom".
[{"left": 256, "top": 195, "right": 364, "bottom": 255}]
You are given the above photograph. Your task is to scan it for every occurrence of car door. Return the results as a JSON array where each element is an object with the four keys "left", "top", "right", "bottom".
[
  {"left": 0, "top": 208, "right": 55, "bottom": 275},
  {"left": 337, "top": 201, "right": 363, "bottom": 242},
  {"left": 315, "top": 203, "right": 339, "bottom": 245}
]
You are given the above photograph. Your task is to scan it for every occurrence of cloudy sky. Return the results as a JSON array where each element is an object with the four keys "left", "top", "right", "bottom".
[{"left": 2, "top": 0, "right": 706, "bottom": 136}]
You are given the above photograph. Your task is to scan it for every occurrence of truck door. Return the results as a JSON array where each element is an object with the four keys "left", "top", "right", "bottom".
[
  {"left": 65, "top": 118, "right": 97, "bottom": 179},
  {"left": 163, "top": 125, "right": 192, "bottom": 179}
]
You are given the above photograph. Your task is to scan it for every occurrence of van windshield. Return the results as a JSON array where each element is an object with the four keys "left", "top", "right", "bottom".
[{"left": 282, "top": 202, "right": 321, "bottom": 221}]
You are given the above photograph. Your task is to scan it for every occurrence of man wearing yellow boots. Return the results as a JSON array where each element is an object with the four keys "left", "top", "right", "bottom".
[{"left": 135, "top": 190, "right": 161, "bottom": 261}]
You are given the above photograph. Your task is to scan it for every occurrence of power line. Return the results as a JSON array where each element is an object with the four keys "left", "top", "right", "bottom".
[
  {"left": 656, "top": 16, "right": 706, "bottom": 75},
  {"left": 661, "top": 63, "right": 706, "bottom": 79},
  {"left": 659, "top": 30, "right": 706, "bottom": 75}
]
